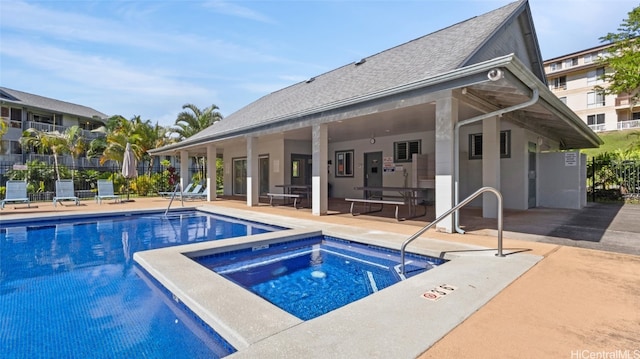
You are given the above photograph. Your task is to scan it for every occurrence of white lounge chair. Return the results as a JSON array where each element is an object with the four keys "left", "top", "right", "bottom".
[
  {"left": 185, "top": 185, "right": 208, "bottom": 200},
  {"left": 96, "top": 179, "right": 120, "bottom": 204},
  {"left": 1, "top": 180, "right": 31, "bottom": 210},
  {"left": 177, "top": 184, "right": 206, "bottom": 200},
  {"left": 159, "top": 182, "right": 194, "bottom": 198},
  {"left": 53, "top": 180, "right": 80, "bottom": 207}
]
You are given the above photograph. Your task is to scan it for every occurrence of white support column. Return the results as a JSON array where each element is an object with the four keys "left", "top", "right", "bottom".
[
  {"left": 179, "top": 150, "right": 189, "bottom": 191},
  {"left": 312, "top": 124, "right": 328, "bottom": 215},
  {"left": 435, "top": 95, "right": 458, "bottom": 233},
  {"left": 246, "top": 137, "right": 259, "bottom": 207},
  {"left": 206, "top": 144, "right": 217, "bottom": 202},
  {"left": 482, "top": 116, "right": 500, "bottom": 218}
]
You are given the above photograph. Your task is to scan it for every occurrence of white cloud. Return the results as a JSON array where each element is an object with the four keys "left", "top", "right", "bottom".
[
  {"left": 202, "top": 0, "right": 276, "bottom": 24},
  {"left": 0, "top": 1, "right": 166, "bottom": 51},
  {"left": 0, "top": 0, "right": 285, "bottom": 64},
  {"left": 2, "top": 38, "right": 206, "bottom": 94}
]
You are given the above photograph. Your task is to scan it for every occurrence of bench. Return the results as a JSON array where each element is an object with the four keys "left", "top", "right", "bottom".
[
  {"left": 345, "top": 198, "right": 406, "bottom": 220},
  {"left": 267, "top": 193, "right": 303, "bottom": 209},
  {"left": 345, "top": 197, "right": 429, "bottom": 221}
]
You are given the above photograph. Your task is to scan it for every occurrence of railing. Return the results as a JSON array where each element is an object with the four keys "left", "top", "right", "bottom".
[
  {"left": 588, "top": 123, "right": 607, "bottom": 132},
  {"left": 165, "top": 182, "right": 184, "bottom": 216},
  {"left": 26, "top": 121, "right": 65, "bottom": 133},
  {"left": 400, "top": 187, "right": 504, "bottom": 275},
  {"left": 617, "top": 120, "right": 640, "bottom": 130},
  {"left": 24, "top": 121, "right": 104, "bottom": 139},
  {"left": 0, "top": 155, "right": 24, "bottom": 167}
]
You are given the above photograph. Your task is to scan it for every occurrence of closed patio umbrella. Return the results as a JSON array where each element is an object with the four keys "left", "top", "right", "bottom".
[{"left": 122, "top": 143, "right": 137, "bottom": 201}]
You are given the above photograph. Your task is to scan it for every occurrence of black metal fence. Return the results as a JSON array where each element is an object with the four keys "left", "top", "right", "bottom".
[
  {"left": 588, "top": 158, "right": 640, "bottom": 202},
  {"left": 6, "top": 159, "right": 637, "bottom": 203}
]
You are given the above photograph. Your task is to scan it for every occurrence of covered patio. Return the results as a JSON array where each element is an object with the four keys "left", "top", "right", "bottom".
[{"left": 150, "top": 0, "right": 601, "bottom": 233}]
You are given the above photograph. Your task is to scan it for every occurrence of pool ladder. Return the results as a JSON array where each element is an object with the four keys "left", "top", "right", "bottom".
[
  {"left": 165, "top": 182, "right": 185, "bottom": 216},
  {"left": 400, "top": 187, "right": 504, "bottom": 275}
]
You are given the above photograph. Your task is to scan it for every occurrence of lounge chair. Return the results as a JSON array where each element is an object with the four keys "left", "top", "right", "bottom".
[
  {"left": 96, "top": 179, "right": 120, "bottom": 204},
  {"left": 159, "top": 182, "right": 194, "bottom": 198},
  {"left": 53, "top": 180, "right": 80, "bottom": 207},
  {"left": 177, "top": 184, "right": 206, "bottom": 200},
  {"left": 1, "top": 180, "right": 31, "bottom": 209}
]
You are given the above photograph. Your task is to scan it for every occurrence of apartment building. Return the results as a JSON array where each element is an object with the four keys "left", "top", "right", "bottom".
[
  {"left": 0, "top": 86, "right": 108, "bottom": 167},
  {"left": 544, "top": 43, "right": 639, "bottom": 133}
]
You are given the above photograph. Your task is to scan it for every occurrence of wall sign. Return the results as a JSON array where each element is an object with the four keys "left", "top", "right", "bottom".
[{"left": 565, "top": 152, "right": 577, "bottom": 166}]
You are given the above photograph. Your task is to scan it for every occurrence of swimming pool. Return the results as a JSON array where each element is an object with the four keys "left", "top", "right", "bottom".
[
  {"left": 195, "top": 235, "right": 446, "bottom": 320},
  {"left": 0, "top": 211, "right": 283, "bottom": 358}
]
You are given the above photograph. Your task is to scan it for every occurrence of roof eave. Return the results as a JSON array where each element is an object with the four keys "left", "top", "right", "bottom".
[
  {"left": 503, "top": 57, "right": 603, "bottom": 148},
  {"left": 150, "top": 54, "right": 523, "bottom": 155}
]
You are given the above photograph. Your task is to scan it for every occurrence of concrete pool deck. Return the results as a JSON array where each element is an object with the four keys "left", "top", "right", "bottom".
[{"left": 2, "top": 197, "right": 639, "bottom": 357}]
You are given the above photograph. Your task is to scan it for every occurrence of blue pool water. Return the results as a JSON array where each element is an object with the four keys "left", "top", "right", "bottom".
[
  {"left": 196, "top": 236, "right": 446, "bottom": 320},
  {"left": 0, "top": 211, "right": 282, "bottom": 359}
]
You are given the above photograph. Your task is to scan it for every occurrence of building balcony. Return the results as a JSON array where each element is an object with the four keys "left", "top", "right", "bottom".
[
  {"left": 615, "top": 94, "right": 638, "bottom": 108},
  {"left": 617, "top": 119, "right": 640, "bottom": 131},
  {"left": 0, "top": 154, "right": 24, "bottom": 166},
  {"left": 588, "top": 123, "right": 607, "bottom": 132},
  {"left": 24, "top": 121, "right": 104, "bottom": 140},
  {"left": 26, "top": 121, "right": 65, "bottom": 133}
]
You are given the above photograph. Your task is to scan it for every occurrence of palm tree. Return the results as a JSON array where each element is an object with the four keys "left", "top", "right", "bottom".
[
  {"left": 93, "top": 115, "right": 138, "bottom": 166},
  {"left": 0, "top": 118, "right": 7, "bottom": 154},
  {"left": 61, "top": 125, "right": 86, "bottom": 180},
  {"left": 171, "top": 103, "right": 222, "bottom": 140},
  {"left": 144, "top": 123, "right": 176, "bottom": 175},
  {"left": 171, "top": 104, "right": 223, "bottom": 181},
  {"left": 20, "top": 128, "right": 67, "bottom": 180}
]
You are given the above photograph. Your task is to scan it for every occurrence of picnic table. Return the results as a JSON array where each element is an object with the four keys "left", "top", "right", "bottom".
[
  {"left": 267, "top": 184, "right": 311, "bottom": 209},
  {"left": 346, "top": 185, "right": 433, "bottom": 221}
]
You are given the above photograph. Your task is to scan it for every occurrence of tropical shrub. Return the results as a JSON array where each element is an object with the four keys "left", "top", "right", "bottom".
[{"left": 133, "top": 175, "right": 152, "bottom": 196}]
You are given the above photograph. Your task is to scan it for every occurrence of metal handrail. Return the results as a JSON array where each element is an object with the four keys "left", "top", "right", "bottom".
[
  {"left": 164, "top": 182, "right": 184, "bottom": 216},
  {"left": 400, "top": 186, "right": 504, "bottom": 275}
]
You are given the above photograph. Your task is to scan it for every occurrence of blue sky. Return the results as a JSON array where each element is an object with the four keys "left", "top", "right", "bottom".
[{"left": 0, "top": 0, "right": 636, "bottom": 127}]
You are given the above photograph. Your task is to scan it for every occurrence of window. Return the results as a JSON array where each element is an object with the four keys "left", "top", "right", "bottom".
[
  {"left": 394, "top": 140, "right": 421, "bottom": 162},
  {"left": 564, "top": 58, "right": 578, "bottom": 68},
  {"left": 633, "top": 112, "right": 640, "bottom": 121},
  {"left": 469, "top": 130, "right": 511, "bottom": 159},
  {"left": 587, "top": 114, "right": 605, "bottom": 125},
  {"left": 550, "top": 62, "right": 562, "bottom": 71},
  {"left": 10, "top": 108, "right": 21, "bottom": 122},
  {"left": 584, "top": 51, "right": 602, "bottom": 64},
  {"left": 587, "top": 67, "right": 605, "bottom": 84},
  {"left": 7, "top": 141, "right": 22, "bottom": 155},
  {"left": 31, "top": 113, "right": 53, "bottom": 124},
  {"left": 335, "top": 150, "right": 354, "bottom": 177},
  {"left": 587, "top": 91, "right": 605, "bottom": 107},
  {"left": 551, "top": 76, "right": 566, "bottom": 90},
  {"left": 292, "top": 160, "right": 300, "bottom": 178}
]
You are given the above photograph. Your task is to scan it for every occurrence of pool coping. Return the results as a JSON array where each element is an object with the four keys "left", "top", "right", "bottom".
[{"left": 131, "top": 205, "right": 542, "bottom": 358}]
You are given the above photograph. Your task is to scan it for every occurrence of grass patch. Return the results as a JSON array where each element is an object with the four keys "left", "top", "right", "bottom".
[{"left": 581, "top": 129, "right": 640, "bottom": 159}]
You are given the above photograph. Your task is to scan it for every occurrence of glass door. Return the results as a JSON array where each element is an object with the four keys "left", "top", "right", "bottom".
[
  {"left": 259, "top": 156, "right": 269, "bottom": 196},
  {"left": 233, "top": 158, "right": 247, "bottom": 195}
]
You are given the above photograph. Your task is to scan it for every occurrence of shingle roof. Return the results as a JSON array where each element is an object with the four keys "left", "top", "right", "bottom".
[
  {"left": 185, "top": 0, "right": 526, "bottom": 144},
  {"left": 0, "top": 87, "right": 108, "bottom": 120}
]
